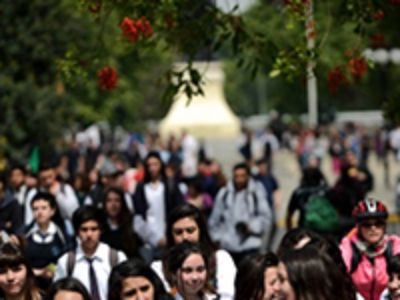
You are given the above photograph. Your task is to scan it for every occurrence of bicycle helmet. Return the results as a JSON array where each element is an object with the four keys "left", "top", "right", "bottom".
[{"left": 352, "top": 198, "right": 388, "bottom": 222}]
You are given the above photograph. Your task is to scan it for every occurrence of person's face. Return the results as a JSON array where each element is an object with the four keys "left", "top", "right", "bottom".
[
  {"left": 32, "top": 199, "right": 55, "bottom": 225},
  {"left": 278, "top": 263, "right": 296, "bottom": 300},
  {"left": 257, "top": 163, "right": 268, "bottom": 176},
  {"left": 120, "top": 276, "right": 155, "bottom": 300},
  {"left": 0, "top": 264, "right": 28, "bottom": 297},
  {"left": 172, "top": 217, "right": 200, "bottom": 244},
  {"left": 78, "top": 220, "right": 101, "bottom": 252},
  {"left": 105, "top": 191, "right": 122, "bottom": 218},
  {"left": 263, "top": 266, "right": 283, "bottom": 300},
  {"left": 178, "top": 253, "right": 207, "bottom": 297},
  {"left": 39, "top": 168, "right": 56, "bottom": 189},
  {"left": 54, "top": 290, "right": 84, "bottom": 300},
  {"left": 233, "top": 168, "right": 249, "bottom": 190},
  {"left": 359, "top": 218, "right": 386, "bottom": 244},
  {"left": 388, "top": 273, "right": 400, "bottom": 300},
  {"left": 147, "top": 157, "right": 162, "bottom": 179},
  {"left": 10, "top": 169, "right": 25, "bottom": 189}
]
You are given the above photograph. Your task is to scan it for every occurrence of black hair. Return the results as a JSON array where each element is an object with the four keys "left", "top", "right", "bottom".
[
  {"left": 233, "top": 162, "right": 250, "bottom": 174},
  {"left": 277, "top": 228, "right": 319, "bottom": 257},
  {"left": 39, "top": 161, "right": 57, "bottom": 173},
  {"left": 46, "top": 277, "right": 91, "bottom": 300},
  {"left": 388, "top": 254, "right": 400, "bottom": 276},
  {"left": 108, "top": 258, "right": 172, "bottom": 300},
  {"left": 164, "top": 242, "right": 211, "bottom": 296},
  {"left": 0, "top": 243, "right": 41, "bottom": 300},
  {"left": 279, "top": 247, "right": 355, "bottom": 300},
  {"left": 143, "top": 151, "right": 166, "bottom": 183},
  {"left": 166, "top": 204, "right": 216, "bottom": 252},
  {"left": 72, "top": 205, "right": 103, "bottom": 233},
  {"left": 9, "top": 163, "right": 26, "bottom": 175},
  {"left": 234, "top": 253, "right": 279, "bottom": 300},
  {"left": 31, "top": 192, "right": 57, "bottom": 209}
]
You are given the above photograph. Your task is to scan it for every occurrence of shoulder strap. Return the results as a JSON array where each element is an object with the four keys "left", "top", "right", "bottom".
[
  {"left": 221, "top": 189, "right": 229, "bottom": 210},
  {"left": 384, "top": 239, "right": 394, "bottom": 263},
  {"left": 251, "top": 191, "right": 259, "bottom": 216},
  {"left": 109, "top": 248, "right": 119, "bottom": 268},
  {"left": 66, "top": 251, "right": 76, "bottom": 277},
  {"left": 350, "top": 241, "right": 362, "bottom": 274}
]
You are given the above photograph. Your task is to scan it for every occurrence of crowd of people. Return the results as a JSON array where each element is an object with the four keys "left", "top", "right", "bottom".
[{"left": 1, "top": 121, "right": 400, "bottom": 300}]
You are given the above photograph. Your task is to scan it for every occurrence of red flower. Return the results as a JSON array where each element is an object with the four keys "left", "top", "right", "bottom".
[
  {"left": 120, "top": 17, "right": 139, "bottom": 43},
  {"left": 97, "top": 67, "right": 118, "bottom": 91},
  {"left": 348, "top": 58, "right": 368, "bottom": 80},
  {"left": 370, "top": 33, "right": 385, "bottom": 48},
  {"left": 373, "top": 10, "right": 385, "bottom": 21},
  {"left": 136, "top": 17, "right": 153, "bottom": 38},
  {"left": 120, "top": 16, "right": 153, "bottom": 43},
  {"left": 327, "top": 66, "right": 347, "bottom": 94}
]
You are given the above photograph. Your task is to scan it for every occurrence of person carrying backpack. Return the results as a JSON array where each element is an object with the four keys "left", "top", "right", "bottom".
[
  {"left": 54, "top": 206, "right": 126, "bottom": 300},
  {"left": 340, "top": 198, "right": 400, "bottom": 300}
]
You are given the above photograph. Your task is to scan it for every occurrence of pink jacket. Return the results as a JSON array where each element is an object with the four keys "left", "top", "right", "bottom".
[{"left": 340, "top": 228, "right": 400, "bottom": 300}]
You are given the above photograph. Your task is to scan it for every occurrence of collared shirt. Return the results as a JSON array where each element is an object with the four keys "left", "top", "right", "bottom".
[
  {"left": 54, "top": 242, "right": 126, "bottom": 300},
  {"left": 26, "top": 222, "right": 62, "bottom": 244}
]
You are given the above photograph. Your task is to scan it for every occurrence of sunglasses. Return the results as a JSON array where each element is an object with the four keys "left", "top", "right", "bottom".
[{"left": 360, "top": 220, "right": 386, "bottom": 228}]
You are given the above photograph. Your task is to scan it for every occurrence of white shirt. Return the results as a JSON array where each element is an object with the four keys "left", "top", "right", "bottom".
[
  {"left": 54, "top": 242, "right": 126, "bottom": 300},
  {"left": 151, "top": 249, "right": 236, "bottom": 300},
  {"left": 134, "top": 182, "right": 166, "bottom": 246},
  {"left": 25, "top": 222, "right": 64, "bottom": 244}
]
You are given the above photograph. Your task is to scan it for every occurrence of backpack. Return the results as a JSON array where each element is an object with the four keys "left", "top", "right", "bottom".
[
  {"left": 66, "top": 247, "right": 119, "bottom": 276},
  {"left": 303, "top": 192, "right": 339, "bottom": 233},
  {"left": 350, "top": 239, "right": 393, "bottom": 273}
]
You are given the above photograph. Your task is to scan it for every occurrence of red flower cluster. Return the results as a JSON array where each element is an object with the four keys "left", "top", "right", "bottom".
[
  {"left": 327, "top": 66, "right": 347, "bottom": 94},
  {"left": 348, "top": 58, "right": 368, "bottom": 80},
  {"left": 120, "top": 17, "right": 153, "bottom": 43},
  {"left": 370, "top": 33, "right": 385, "bottom": 48},
  {"left": 373, "top": 10, "right": 385, "bottom": 21},
  {"left": 97, "top": 67, "right": 118, "bottom": 91}
]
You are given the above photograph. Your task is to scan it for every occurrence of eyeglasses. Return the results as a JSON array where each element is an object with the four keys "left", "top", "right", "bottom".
[{"left": 360, "top": 220, "right": 386, "bottom": 228}]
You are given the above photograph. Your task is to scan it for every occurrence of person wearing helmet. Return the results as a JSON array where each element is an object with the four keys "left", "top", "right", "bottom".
[{"left": 340, "top": 198, "right": 400, "bottom": 300}]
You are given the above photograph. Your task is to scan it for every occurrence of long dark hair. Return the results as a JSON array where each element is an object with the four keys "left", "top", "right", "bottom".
[
  {"left": 280, "top": 247, "right": 355, "bottom": 300},
  {"left": 46, "top": 277, "right": 91, "bottom": 300},
  {"left": 234, "top": 253, "right": 279, "bottom": 300},
  {"left": 0, "top": 243, "right": 41, "bottom": 300},
  {"left": 164, "top": 242, "right": 212, "bottom": 297},
  {"left": 101, "top": 187, "right": 137, "bottom": 257},
  {"left": 108, "top": 259, "right": 172, "bottom": 300},
  {"left": 143, "top": 151, "right": 166, "bottom": 183},
  {"left": 166, "top": 204, "right": 216, "bottom": 251}
]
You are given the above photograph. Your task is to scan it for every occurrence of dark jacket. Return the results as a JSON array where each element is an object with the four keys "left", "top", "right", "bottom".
[{"left": 0, "top": 190, "right": 24, "bottom": 234}]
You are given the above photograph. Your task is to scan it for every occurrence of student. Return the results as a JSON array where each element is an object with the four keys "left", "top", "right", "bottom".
[
  {"left": 24, "top": 192, "right": 69, "bottom": 289},
  {"left": 164, "top": 242, "right": 218, "bottom": 300},
  {"left": 38, "top": 162, "right": 79, "bottom": 221},
  {"left": 279, "top": 247, "right": 354, "bottom": 300},
  {"left": 133, "top": 151, "right": 183, "bottom": 262},
  {"left": 101, "top": 187, "right": 140, "bottom": 258},
  {"left": 151, "top": 204, "right": 236, "bottom": 300},
  {"left": 0, "top": 243, "right": 42, "bottom": 300},
  {"left": 234, "top": 253, "right": 282, "bottom": 300},
  {"left": 54, "top": 206, "right": 126, "bottom": 300},
  {"left": 108, "top": 259, "right": 172, "bottom": 300},
  {"left": 46, "top": 277, "right": 91, "bottom": 300}
]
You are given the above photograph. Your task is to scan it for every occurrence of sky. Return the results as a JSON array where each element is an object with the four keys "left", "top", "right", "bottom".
[{"left": 215, "top": 0, "right": 257, "bottom": 13}]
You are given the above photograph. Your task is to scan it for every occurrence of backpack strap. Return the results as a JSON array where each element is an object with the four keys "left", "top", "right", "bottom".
[
  {"left": 384, "top": 239, "right": 393, "bottom": 264},
  {"left": 66, "top": 251, "right": 76, "bottom": 277},
  {"left": 350, "top": 241, "right": 361, "bottom": 274},
  {"left": 109, "top": 248, "right": 119, "bottom": 269},
  {"left": 251, "top": 191, "right": 259, "bottom": 216}
]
